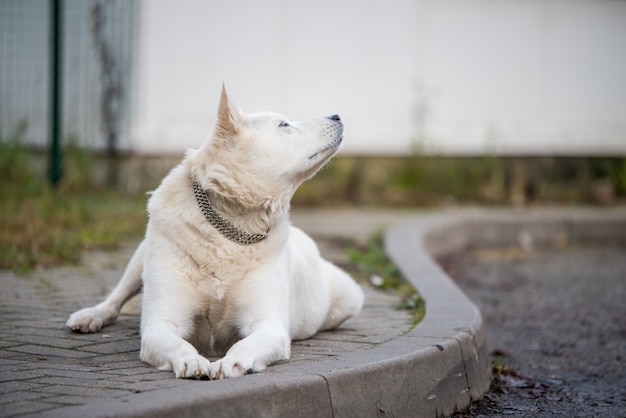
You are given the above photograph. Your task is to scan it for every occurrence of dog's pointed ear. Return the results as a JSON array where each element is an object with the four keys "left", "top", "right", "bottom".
[{"left": 215, "top": 83, "right": 240, "bottom": 138}]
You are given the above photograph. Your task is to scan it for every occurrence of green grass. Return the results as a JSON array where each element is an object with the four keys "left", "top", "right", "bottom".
[
  {"left": 0, "top": 138, "right": 147, "bottom": 271},
  {"left": 293, "top": 155, "right": 626, "bottom": 206},
  {"left": 348, "top": 232, "right": 426, "bottom": 326}
]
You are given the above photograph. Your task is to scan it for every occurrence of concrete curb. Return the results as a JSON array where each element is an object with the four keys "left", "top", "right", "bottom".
[{"left": 383, "top": 214, "right": 492, "bottom": 417}]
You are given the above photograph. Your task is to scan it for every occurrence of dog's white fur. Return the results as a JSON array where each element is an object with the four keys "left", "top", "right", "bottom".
[{"left": 66, "top": 85, "right": 364, "bottom": 379}]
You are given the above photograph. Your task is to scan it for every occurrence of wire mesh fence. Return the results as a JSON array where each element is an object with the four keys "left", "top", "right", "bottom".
[{"left": 0, "top": 0, "right": 137, "bottom": 150}]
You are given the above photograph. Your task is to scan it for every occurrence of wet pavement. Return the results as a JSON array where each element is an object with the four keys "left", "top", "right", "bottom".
[{"left": 444, "top": 245, "right": 626, "bottom": 417}]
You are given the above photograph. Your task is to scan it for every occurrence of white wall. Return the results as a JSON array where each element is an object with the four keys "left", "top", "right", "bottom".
[{"left": 130, "top": 0, "right": 626, "bottom": 156}]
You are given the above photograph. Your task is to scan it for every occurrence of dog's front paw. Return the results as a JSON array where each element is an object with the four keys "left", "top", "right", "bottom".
[
  {"left": 209, "top": 358, "right": 250, "bottom": 380},
  {"left": 174, "top": 354, "right": 211, "bottom": 379},
  {"left": 66, "top": 307, "right": 108, "bottom": 333}
]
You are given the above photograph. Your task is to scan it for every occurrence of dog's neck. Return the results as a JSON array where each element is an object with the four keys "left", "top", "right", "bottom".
[
  {"left": 192, "top": 179, "right": 276, "bottom": 245},
  {"left": 191, "top": 178, "right": 291, "bottom": 245},
  {"left": 186, "top": 147, "right": 293, "bottom": 244}
]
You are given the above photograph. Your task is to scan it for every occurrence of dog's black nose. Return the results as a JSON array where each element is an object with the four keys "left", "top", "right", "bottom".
[{"left": 328, "top": 114, "right": 341, "bottom": 121}]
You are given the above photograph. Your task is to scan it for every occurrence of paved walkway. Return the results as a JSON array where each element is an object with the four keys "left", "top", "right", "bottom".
[{"left": 0, "top": 209, "right": 418, "bottom": 417}]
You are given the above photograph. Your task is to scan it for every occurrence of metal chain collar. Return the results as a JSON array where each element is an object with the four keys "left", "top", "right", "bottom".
[{"left": 192, "top": 179, "right": 270, "bottom": 245}]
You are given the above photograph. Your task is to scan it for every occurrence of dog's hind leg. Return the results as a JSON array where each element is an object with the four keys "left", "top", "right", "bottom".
[
  {"left": 66, "top": 239, "right": 145, "bottom": 333},
  {"left": 320, "top": 260, "right": 364, "bottom": 331}
]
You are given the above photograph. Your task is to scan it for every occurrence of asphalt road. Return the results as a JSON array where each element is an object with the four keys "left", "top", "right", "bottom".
[{"left": 441, "top": 245, "right": 626, "bottom": 417}]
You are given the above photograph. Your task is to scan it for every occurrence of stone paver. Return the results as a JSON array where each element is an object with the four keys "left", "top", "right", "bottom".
[{"left": 0, "top": 209, "right": 414, "bottom": 418}]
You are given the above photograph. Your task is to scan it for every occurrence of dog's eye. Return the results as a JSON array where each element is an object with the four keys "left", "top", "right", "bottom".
[{"left": 278, "top": 121, "right": 290, "bottom": 128}]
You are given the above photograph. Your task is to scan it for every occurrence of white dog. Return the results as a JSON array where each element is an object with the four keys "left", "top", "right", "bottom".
[{"left": 66, "top": 85, "right": 364, "bottom": 379}]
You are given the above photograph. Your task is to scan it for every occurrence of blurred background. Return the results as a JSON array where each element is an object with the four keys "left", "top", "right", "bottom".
[{"left": 1, "top": 0, "right": 625, "bottom": 268}]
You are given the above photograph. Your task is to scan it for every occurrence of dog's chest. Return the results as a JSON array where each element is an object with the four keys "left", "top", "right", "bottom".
[
  {"left": 190, "top": 286, "right": 242, "bottom": 355},
  {"left": 188, "top": 257, "right": 256, "bottom": 302},
  {"left": 190, "top": 269, "right": 228, "bottom": 301}
]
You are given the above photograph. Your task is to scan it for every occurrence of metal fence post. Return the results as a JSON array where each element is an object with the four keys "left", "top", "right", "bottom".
[{"left": 49, "top": 0, "right": 63, "bottom": 186}]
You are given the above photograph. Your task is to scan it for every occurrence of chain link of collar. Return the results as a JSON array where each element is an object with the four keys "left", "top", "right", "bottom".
[{"left": 192, "top": 179, "right": 271, "bottom": 245}]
